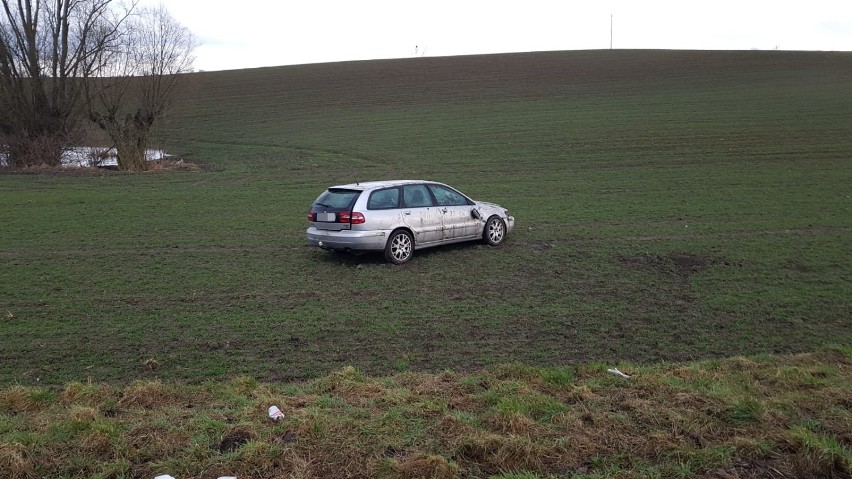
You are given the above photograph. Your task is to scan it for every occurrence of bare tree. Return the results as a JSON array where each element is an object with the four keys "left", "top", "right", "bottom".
[
  {"left": 0, "top": 0, "right": 133, "bottom": 166},
  {"left": 88, "top": 5, "right": 197, "bottom": 171},
  {"left": 1, "top": 1, "right": 195, "bottom": 170}
]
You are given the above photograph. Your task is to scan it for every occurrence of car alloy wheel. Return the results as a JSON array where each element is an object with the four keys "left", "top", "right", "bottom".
[
  {"left": 485, "top": 216, "right": 505, "bottom": 245},
  {"left": 385, "top": 230, "right": 413, "bottom": 264}
]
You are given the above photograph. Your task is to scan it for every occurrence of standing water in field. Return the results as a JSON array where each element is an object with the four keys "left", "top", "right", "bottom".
[{"left": 0, "top": 146, "right": 169, "bottom": 168}]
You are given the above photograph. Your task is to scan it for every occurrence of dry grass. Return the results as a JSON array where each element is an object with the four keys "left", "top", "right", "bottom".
[
  {"left": 0, "top": 350, "right": 850, "bottom": 478},
  {"left": 0, "top": 442, "right": 34, "bottom": 479},
  {"left": 118, "top": 380, "right": 191, "bottom": 409},
  {"left": 393, "top": 453, "right": 460, "bottom": 479},
  {"left": 0, "top": 386, "right": 44, "bottom": 414},
  {"left": 145, "top": 158, "right": 204, "bottom": 171}
]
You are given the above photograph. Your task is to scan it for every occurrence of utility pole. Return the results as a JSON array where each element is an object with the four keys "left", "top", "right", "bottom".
[{"left": 610, "top": 14, "right": 613, "bottom": 49}]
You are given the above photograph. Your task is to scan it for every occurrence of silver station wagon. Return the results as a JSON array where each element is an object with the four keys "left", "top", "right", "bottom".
[{"left": 307, "top": 180, "right": 515, "bottom": 264}]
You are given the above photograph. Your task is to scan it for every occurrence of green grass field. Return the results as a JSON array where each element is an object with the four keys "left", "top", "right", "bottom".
[
  {"left": 2, "top": 49, "right": 852, "bottom": 478},
  {"left": 1, "top": 50, "right": 851, "bottom": 387}
]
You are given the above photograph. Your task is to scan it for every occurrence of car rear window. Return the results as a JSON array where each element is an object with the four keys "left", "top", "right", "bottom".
[
  {"left": 367, "top": 187, "right": 400, "bottom": 210},
  {"left": 313, "top": 188, "right": 360, "bottom": 210}
]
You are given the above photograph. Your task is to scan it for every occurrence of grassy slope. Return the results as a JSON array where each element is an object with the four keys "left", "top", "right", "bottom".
[
  {"left": 1, "top": 349, "right": 850, "bottom": 478},
  {"left": 0, "top": 51, "right": 851, "bottom": 388}
]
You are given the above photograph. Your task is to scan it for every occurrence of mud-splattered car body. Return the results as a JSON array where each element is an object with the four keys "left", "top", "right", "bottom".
[{"left": 306, "top": 180, "right": 514, "bottom": 264}]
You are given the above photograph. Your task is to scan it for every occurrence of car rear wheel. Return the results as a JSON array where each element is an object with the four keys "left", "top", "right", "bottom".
[
  {"left": 385, "top": 229, "right": 414, "bottom": 264},
  {"left": 483, "top": 216, "right": 506, "bottom": 246}
]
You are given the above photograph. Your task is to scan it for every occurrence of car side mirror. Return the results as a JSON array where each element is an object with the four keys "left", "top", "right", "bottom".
[{"left": 471, "top": 208, "right": 481, "bottom": 220}]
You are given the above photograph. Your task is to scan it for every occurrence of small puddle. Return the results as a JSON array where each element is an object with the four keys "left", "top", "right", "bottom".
[{"left": 0, "top": 146, "right": 169, "bottom": 168}]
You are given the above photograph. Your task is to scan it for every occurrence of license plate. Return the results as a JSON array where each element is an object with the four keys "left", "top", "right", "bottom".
[{"left": 317, "top": 212, "right": 336, "bottom": 222}]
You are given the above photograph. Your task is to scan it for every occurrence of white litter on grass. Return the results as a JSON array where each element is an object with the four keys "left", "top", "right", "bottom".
[
  {"left": 0, "top": 146, "right": 169, "bottom": 168},
  {"left": 607, "top": 368, "right": 631, "bottom": 379},
  {"left": 268, "top": 405, "right": 284, "bottom": 421}
]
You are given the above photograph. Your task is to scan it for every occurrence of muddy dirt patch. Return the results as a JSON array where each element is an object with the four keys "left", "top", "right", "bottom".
[{"left": 618, "top": 253, "right": 716, "bottom": 277}]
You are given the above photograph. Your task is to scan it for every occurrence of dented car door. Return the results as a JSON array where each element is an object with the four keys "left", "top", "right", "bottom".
[{"left": 427, "top": 183, "right": 480, "bottom": 240}]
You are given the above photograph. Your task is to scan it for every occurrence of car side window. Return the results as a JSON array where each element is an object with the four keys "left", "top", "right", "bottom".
[
  {"left": 428, "top": 184, "right": 469, "bottom": 206},
  {"left": 402, "top": 184, "right": 434, "bottom": 208},
  {"left": 367, "top": 187, "right": 400, "bottom": 210}
]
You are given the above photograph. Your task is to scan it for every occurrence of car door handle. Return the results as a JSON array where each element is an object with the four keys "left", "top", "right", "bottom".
[
  {"left": 441, "top": 208, "right": 448, "bottom": 213},
  {"left": 403, "top": 211, "right": 411, "bottom": 215}
]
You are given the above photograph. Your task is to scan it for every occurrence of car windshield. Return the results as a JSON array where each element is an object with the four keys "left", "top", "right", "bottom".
[{"left": 314, "top": 189, "right": 360, "bottom": 210}]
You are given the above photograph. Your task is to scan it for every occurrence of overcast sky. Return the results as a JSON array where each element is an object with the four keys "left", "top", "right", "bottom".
[{"left": 139, "top": 1, "right": 852, "bottom": 72}]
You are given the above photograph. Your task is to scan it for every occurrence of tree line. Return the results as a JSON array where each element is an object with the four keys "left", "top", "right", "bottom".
[{"left": 0, "top": 0, "right": 197, "bottom": 171}]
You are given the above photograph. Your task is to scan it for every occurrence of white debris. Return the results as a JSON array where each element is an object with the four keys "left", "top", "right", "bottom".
[
  {"left": 268, "top": 405, "right": 284, "bottom": 421},
  {"left": 607, "top": 368, "right": 631, "bottom": 379}
]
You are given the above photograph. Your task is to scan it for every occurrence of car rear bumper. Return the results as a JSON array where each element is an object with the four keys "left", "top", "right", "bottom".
[{"left": 306, "top": 227, "right": 388, "bottom": 251}]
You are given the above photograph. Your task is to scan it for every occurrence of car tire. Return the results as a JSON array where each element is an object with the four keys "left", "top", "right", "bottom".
[
  {"left": 384, "top": 229, "right": 414, "bottom": 264},
  {"left": 483, "top": 216, "right": 506, "bottom": 246}
]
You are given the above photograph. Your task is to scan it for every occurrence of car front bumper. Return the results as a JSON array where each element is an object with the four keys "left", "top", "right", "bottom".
[{"left": 306, "top": 227, "right": 389, "bottom": 251}]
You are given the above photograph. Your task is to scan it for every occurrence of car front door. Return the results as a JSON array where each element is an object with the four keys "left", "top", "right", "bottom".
[
  {"left": 427, "top": 184, "right": 480, "bottom": 240},
  {"left": 401, "top": 184, "right": 442, "bottom": 246}
]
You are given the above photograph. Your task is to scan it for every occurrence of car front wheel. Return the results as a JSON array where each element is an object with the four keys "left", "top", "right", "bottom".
[
  {"left": 483, "top": 216, "right": 506, "bottom": 246},
  {"left": 385, "top": 229, "right": 414, "bottom": 264}
]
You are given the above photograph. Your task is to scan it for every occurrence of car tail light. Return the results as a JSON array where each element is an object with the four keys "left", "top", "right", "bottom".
[
  {"left": 307, "top": 210, "right": 314, "bottom": 221},
  {"left": 339, "top": 212, "right": 366, "bottom": 224}
]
